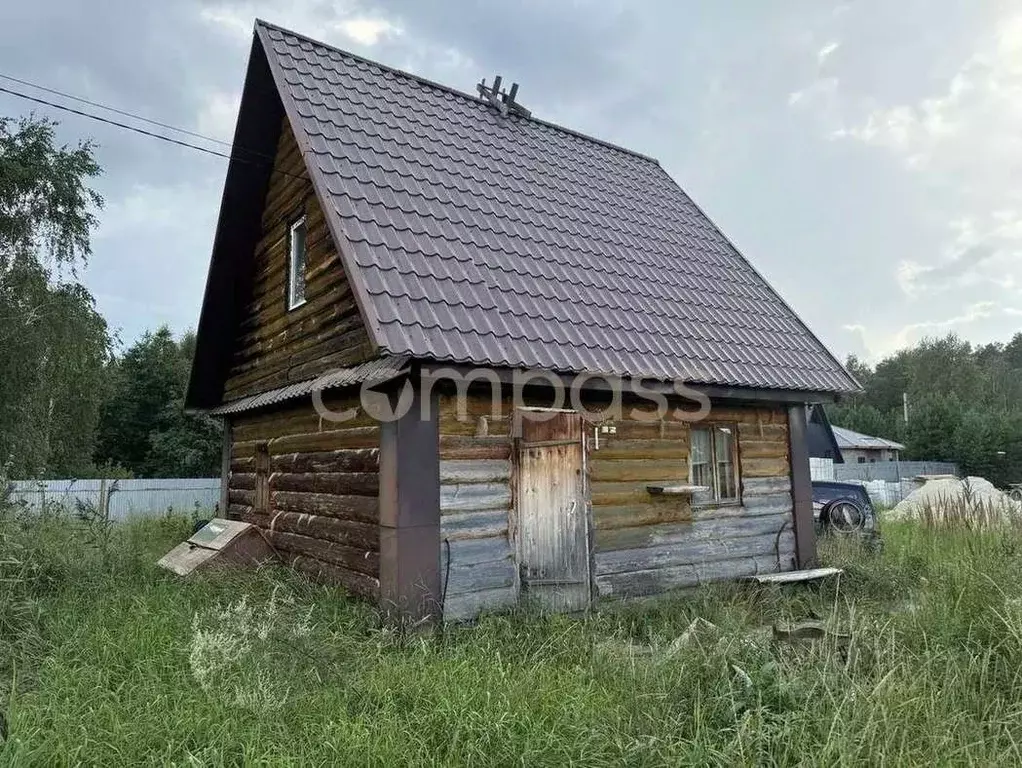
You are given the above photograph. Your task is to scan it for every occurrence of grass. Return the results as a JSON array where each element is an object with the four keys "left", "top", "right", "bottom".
[{"left": 3, "top": 507, "right": 1022, "bottom": 766}]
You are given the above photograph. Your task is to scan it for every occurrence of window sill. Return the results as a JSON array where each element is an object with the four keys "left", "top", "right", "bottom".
[
  {"left": 646, "top": 484, "right": 709, "bottom": 496},
  {"left": 287, "top": 298, "right": 308, "bottom": 312}
]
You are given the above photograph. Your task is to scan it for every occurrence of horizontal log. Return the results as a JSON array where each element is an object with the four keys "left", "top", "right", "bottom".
[
  {"left": 441, "top": 536, "right": 513, "bottom": 567},
  {"left": 232, "top": 427, "right": 380, "bottom": 458},
  {"left": 738, "top": 423, "right": 788, "bottom": 442},
  {"left": 440, "top": 482, "right": 511, "bottom": 513},
  {"left": 440, "top": 460, "right": 511, "bottom": 485},
  {"left": 444, "top": 559, "right": 516, "bottom": 597},
  {"left": 271, "top": 471, "right": 379, "bottom": 497},
  {"left": 595, "top": 529, "right": 795, "bottom": 575},
  {"left": 694, "top": 493, "right": 792, "bottom": 521},
  {"left": 440, "top": 509, "right": 509, "bottom": 541},
  {"left": 738, "top": 440, "right": 790, "bottom": 460},
  {"left": 235, "top": 509, "right": 379, "bottom": 551},
  {"left": 591, "top": 439, "right": 689, "bottom": 460},
  {"left": 439, "top": 435, "right": 512, "bottom": 460},
  {"left": 272, "top": 449, "right": 379, "bottom": 474},
  {"left": 591, "top": 481, "right": 661, "bottom": 507},
  {"left": 230, "top": 456, "right": 255, "bottom": 473},
  {"left": 594, "top": 549, "right": 797, "bottom": 600},
  {"left": 231, "top": 473, "right": 257, "bottom": 491},
  {"left": 271, "top": 491, "right": 378, "bottom": 523},
  {"left": 742, "top": 457, "right": 790, "bottom": 478},
  {"left": 743, "top": 476, "right": 792, "bottom": 497},
  {"left": 229, "top": 488, "right": 255, "bottom": 507},
  {"left": 287, "top": 553, "right": 380, "bottom": 600},
  {"left": 595, "top": 511, "right": 792, "bottom": 554},
  {"left": 598, "top": 421, "right": 689, "bottom": 440},
  {"left": 592, "top": 502, "right": 693, "bottom": 531},
  {"left": 589, "top": 458, "right": 687, "bottom": 484},
  {"left": 442, "top": 585, "right": 518, "bottom": 622},
  {"left": 270, "top": 530, "right": 378, "bottom": 577}
]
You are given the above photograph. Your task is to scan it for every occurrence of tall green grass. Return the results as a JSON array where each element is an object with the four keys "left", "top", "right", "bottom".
[{"left": 2, "top": 504, "right": 1022, "bottom": 766}]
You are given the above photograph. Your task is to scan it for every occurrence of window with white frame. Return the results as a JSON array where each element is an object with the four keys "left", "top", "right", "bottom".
[
  {"left": 690, "top": 424, "right": 739, "bottom": 503},
  {"left": 287, "top": 216, "right": 307, "bottom": 309}
]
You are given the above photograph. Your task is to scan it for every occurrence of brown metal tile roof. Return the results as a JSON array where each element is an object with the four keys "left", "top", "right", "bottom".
[
  {"left": 207, "top": 356, "right": 410, "bottom": 415},
  {"left": 247, "top": 22, "right": 858, "bottom": 395}
]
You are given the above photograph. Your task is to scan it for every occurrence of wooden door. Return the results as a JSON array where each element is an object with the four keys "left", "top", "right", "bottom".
[{"left": 515, "top": 409, "right": 590, "bottom": 612}]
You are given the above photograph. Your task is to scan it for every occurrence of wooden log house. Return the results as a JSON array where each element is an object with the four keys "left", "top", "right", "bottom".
[{"left": 186, "top": 21, "right": 860, "bottom": 623}]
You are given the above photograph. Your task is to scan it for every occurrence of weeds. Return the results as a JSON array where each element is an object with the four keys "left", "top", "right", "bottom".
[{"left": 1, "top": 511, "right": 1022, "bottom": 765}]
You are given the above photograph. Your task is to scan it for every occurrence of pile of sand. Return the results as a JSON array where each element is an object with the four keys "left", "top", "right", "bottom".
[{"left": 889, "top": 476, "right": 1022, "bottom": 524}]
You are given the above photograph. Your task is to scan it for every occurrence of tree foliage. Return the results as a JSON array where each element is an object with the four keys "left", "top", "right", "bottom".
[
  {"left": 95, "top": 328, "right": 221, "bottom": 478},
  {"left": 0, "top": 116, "right": 110, "bottom": 477},
  {"left": 830, "top": 333, "right": 1022, "bottom": 488}
]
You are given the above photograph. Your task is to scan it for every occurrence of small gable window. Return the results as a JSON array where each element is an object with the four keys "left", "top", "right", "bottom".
[
  {"left": 691, "top": 424, "right": 739, "bottom": 503},
  {"left": 288, "top": 216, "right": 307, "bottom": 310}
]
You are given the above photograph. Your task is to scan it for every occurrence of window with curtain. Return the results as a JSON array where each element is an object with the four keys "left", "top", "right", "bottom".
[{"left": 690, "top": 424, "right": 739, "bottom": 503}]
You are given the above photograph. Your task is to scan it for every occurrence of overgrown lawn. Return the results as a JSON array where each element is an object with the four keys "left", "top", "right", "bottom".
[{"left": 3, "top": 509, "right": 1022, "bottom": 766}]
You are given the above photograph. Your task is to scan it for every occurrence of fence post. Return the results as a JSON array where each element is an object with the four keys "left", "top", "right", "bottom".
[{"left": 98, "top": 478, "right": 108, "bottom": 520}]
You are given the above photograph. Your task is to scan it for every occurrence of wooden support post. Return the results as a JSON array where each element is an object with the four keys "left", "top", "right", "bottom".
[
  {"left": 378, "top": 382, "right": 440, "bottom": 626},
  {"left": 220, "top": 418, "right": 232, "bottom": 517},
  {"left": 787, "top": 404, "right": 817, "bottom": 568}
]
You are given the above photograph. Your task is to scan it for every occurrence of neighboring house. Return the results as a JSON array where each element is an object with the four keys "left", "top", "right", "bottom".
[
  {"left": 832, "top": 426, "right": 905, "bottom": 464},
  {"left": 186, "top": 21, "right": 860, "bottom": 623},
  {"left": 806, "top": 403, "right": 844, "bottom": 463}
]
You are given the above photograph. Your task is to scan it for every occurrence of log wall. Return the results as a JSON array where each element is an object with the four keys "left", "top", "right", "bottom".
[
  {"left": 436, "top": 394, "right": 517, "bottom": 621},
  {"left": 225, "top": 392, "right": 381, "bottom": 599},
  {"left": 592, "top": 404, "right": 795, "bottom": 599},
  {"left": 223, "top": 117, "right": 373, "bottom": 402},
  {"left": 434, "top": 388, "right": 796, "bottom": 617}
]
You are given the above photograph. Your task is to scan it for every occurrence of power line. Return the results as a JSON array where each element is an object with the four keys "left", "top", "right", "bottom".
[
  {"left": 0, "top": 72, "right": 234, "bottom": 149},
  {"left": 0, "top": 84, "right": 307, "bottom": 182}
]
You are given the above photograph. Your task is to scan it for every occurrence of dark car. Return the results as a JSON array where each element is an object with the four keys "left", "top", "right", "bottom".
[{"left": 812, "top": 480, "right": 880, "bottom": 539}]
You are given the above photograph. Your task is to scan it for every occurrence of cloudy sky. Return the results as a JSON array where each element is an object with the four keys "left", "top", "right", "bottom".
[{"left": 2, "top": 0, "right": 1019, "bottom": 362}]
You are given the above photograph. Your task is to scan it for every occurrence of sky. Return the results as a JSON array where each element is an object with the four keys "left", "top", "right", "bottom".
[{"left": 1, "top": 0, "right": 1019, "bottom": 362}]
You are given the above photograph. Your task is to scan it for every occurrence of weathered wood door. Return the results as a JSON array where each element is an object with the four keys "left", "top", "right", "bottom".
[{"left": 515, "top": 409, "right": 590, "bottom": 612}]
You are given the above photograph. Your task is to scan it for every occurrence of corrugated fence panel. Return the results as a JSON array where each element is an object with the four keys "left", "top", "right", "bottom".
[
  {"left": 8, "top": 478, "right": 220, "bottom": 521},
  {"left": 834, "top": 461, "right": 958, "bottom": 483}
]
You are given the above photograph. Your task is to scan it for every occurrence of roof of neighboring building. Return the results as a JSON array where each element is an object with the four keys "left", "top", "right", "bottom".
[
  {"left": 832, "top": 426, "right": 905, "bottom": 452},
  {"left": 187, "top": 21, "right": 860, "bottom": 408}
]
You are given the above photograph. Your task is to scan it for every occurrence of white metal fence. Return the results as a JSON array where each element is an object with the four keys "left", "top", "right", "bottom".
[
  {"left": 810, "top": 459, "right": 959, "bottom": 507},
  {"left": 6, "top": 478, "right": 220, "bottom": 521}
]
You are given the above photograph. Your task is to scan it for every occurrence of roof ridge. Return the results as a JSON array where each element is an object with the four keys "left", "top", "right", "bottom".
[{"left": 253, "top": 18, "right": 660, "bottom": 165}]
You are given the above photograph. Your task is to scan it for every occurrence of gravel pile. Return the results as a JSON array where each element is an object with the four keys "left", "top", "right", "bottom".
[{"left": 890, "top": 476, "right": 1022, "bottom": 524}]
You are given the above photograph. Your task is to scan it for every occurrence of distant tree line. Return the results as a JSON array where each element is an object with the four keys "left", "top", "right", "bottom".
[
  {"left": 830, "top": 334, "right": 1022, "bottom": 488},
  {"left": 0, "top": 114, "right": 219, "bottom": 480}
]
